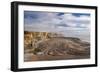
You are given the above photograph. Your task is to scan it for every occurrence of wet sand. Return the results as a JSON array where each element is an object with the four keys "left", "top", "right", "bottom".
[{"left": 24, "top": 53, "right": 90, "bottom": 62}]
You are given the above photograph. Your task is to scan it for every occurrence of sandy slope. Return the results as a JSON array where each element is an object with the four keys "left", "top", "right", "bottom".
[{"left": 24, "top": 37, "right": 90, "bottom": 62}]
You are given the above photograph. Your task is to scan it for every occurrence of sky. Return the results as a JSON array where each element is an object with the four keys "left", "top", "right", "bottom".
[
  {"left": 24, "top": 11, "right": 91, "bottom": 42},
  {"left": 24, "top": 11, "right": 90, "bottom": 29}
]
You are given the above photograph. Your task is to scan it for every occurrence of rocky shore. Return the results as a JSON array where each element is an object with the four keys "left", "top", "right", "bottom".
[{"left": 24, "top": 31, "right": 90, "bottom": 62}]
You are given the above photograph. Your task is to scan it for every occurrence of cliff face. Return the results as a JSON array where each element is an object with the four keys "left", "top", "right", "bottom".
[
  {"left": 24, "top": 31, "right": 63, "bottom": 49},
  {"left": 24, "top": 31, "right": 90, "bottom": 62}
]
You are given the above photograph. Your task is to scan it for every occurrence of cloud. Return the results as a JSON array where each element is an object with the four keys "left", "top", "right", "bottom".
[
  {"left": 59, "top": 13, "right": 90, "bottom": 28},
  {"left": 24, "top": 11, "right": 90, "bottom": 30}
]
